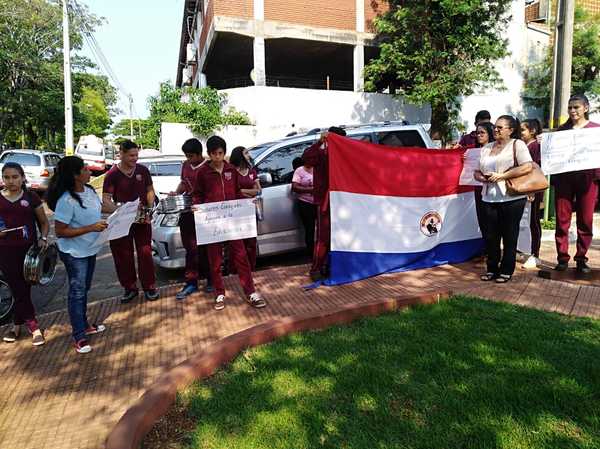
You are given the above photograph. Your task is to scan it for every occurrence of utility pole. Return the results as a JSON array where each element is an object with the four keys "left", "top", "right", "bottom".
[
  {"left": 545, "top": 0, "right": 575, "bottom": 221},
  {"left": 128, "top": 94, "right": 134, "bottom": 140},
  {"left": 62, "top": 0, "right": 74, "bottom": 155},
  {"left": 549, "top": 0, "right": 575, "bottom": 129}
]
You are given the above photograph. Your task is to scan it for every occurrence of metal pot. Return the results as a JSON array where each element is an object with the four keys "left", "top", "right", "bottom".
[{"left": 23, "top": 243, "right": 58, "bottom": 286}]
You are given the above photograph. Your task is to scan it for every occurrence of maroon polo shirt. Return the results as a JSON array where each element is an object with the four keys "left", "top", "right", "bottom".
[
  {"left": 103, "top": 164, "right": 153, "bottom": 206},
  {"left": 0, "top": 190, "right": 41, "bottom": 247},
  {"left": 237, "top": 168, "right": 257, "bottom": 190},
  {"left": 181, "top": 160, "right": 205, "bottom": 204}
]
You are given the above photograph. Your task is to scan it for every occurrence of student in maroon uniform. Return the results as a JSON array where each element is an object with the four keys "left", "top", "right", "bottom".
[
  {"left": 102, "top": 140, "right": 159, "bottom": 302},
  {"left": 302, "top": 126, "right": 346, "bottom": 281},
  {"left": 553, "top": 94, "right": 600, "bottom": 273},
  {"left": 520, "top": 118, "right": 543, "bottom": 270},
  {"left": 0, "top": 163, "right": 49, "bottom": 346},
  {"left": 458, "top": 110, "right": 492, "bottom": 148},
  {"left": 173, "top": 138, "right": 213, "bottom": 300},
  {"left": 229, "top": 146, "right": 261, "bottom": 271},
  {"left": 195, "top": 136, "right": 266, "bottom": 310}
]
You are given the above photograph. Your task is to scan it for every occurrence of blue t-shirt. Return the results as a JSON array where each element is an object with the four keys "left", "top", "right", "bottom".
[{"left": 54, "top": 187, "right": 103, "bottom": 258}]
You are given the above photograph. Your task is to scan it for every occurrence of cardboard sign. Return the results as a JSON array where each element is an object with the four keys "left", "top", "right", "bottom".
[
  {"left": 541, "top": 127, "right": 600, "bottom": 175},
  {"left": 194, "top": 198, "right": 257, "bottom": 245}
]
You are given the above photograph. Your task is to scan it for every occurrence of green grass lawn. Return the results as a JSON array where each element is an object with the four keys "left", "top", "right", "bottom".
[{"left": 162, "top": 297, "right": 600, "bottom": 449}]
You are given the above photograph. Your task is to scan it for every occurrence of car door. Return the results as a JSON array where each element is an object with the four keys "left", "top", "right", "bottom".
[{"left": 254, "top": 138, "right": 316, "bottom": 255}]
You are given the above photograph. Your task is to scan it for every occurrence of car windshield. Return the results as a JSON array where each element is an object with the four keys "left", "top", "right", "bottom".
[
  {"left": 248, "top": 142, "right": 275, "bottom": 161},
  {"left": 0, "top": 153, "right": 41, "bottom": 166},
  {"left": 77, "top": 145, "right": 103, "bottom": 155},
  {"left": 139, "top": 161, "right": 183, "bottom": 176}
]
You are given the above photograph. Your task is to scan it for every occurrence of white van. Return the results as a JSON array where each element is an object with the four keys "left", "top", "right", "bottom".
[{"left": 75, "top": 135, "right": 115, "bottom": 174}]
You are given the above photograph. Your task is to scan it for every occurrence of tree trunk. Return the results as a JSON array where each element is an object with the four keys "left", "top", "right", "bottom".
[{"left": 430, "top": 101, "right": 450, "bottom": 147}]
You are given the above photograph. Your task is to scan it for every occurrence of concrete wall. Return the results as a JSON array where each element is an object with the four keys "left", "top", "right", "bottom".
[
  {"left": 458, "top": 0, "right": 541, "bottom": 128},
  {"left": 221, "top": 86, "right": 431, "bottom": 130}
]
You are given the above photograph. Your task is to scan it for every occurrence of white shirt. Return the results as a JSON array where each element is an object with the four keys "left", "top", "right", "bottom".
[{"left": 479, "top": 139, "right": 532, "bottom": 203}]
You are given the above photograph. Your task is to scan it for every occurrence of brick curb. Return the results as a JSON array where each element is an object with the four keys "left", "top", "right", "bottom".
[{"left": 105, "top": 291, "right": 450, "bottom": 449}]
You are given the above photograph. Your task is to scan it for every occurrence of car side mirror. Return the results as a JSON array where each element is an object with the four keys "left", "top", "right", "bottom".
[{"left": 258, "top": 173, "right": 272, "bottom": 187}]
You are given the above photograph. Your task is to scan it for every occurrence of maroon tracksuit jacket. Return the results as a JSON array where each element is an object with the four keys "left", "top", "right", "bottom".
[
  {"left": 195, "top": 162, "right": 255, "bottom": 296},
  {"left": 302, "top": 140, "right": 330, "bottom": 276}
]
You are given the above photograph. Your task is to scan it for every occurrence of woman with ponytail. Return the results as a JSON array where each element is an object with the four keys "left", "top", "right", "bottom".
[
  {"left": 47, "top": 156, "right": 108, "bottom": 354},
  {"left": 553, "top": 94, "right": 600, "bottom": 273}
]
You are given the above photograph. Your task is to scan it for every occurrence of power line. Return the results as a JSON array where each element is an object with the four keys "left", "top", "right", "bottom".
[{"left": 70, "top": 0, "right": 135, "bottom": 115}]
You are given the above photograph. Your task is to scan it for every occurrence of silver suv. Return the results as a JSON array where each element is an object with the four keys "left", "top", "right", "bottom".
[
  {"left": 0, "top": 150, "right": 61, "bottom": 192},
  {"left": 151, "top": 123, "right": 434, "bottom": 269}
]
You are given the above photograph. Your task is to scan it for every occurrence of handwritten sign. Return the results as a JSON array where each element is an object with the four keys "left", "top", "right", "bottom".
[
  {"left": 459, "top": 148, "right": 482, "bottom": 186},
  {"left": 541, "top": 127, "right": 600, "bottom": 175},
  {"left": 92, "top": 199, "right": 139, "bottom": 247},
  {"left": 194, "top": 198, "right": 257, "bottom": 245}
]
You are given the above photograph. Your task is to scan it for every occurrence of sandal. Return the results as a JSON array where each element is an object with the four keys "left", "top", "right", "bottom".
[
  {"left": 495, "top": 274, "right": 511, "bottom": 283},
  {"left": 480, "top": 272, "right": 496, "bottom": 281}
]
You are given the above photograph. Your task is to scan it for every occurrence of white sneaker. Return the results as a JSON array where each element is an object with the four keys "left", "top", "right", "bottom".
[
  {"left": 522, "top": 255, "right": 539, "bottom": 270},
  {"left": 214, "top": 294, "right": 225, "bottom": 310},
  {"left": 247, "top": 292, "right": 267, "bottom": 308}
]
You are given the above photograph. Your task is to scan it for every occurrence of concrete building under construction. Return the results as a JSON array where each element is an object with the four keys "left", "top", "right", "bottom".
[{"left": 176, "top": 0, "right": 388, "bottom": 92}]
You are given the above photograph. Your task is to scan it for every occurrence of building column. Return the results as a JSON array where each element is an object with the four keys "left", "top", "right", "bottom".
[
  {"left": 353, "top": 43, "right": 364, "bottom": 92},
  {"left": 253, "top": 36, "right": 266, "bottom": 86}
]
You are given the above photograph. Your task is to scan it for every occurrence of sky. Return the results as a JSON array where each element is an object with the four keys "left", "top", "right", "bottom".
[{"left": 77, "top": 0, "right": 185, "bottom": 121}]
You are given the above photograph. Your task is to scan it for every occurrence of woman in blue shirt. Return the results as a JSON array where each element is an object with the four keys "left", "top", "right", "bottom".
[{"left": 47, "top": 157, "right": 108, "bottom": 354}]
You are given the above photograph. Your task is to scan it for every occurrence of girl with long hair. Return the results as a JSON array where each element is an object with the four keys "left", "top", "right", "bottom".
[
  {"left": 229, "top": 146, "right": 261, "bottom": 270},
  {"left": 520, "top": 118, "right": 543, "bottom": 269},
  {"left": 553, "top": 94, "right": 600, "bottom": 273},
  {"left": 0, "top": 162, "right": 49, "bottom": 346},
  {"left": 47, "top": 156, "right": 108, "bottom": 354}
]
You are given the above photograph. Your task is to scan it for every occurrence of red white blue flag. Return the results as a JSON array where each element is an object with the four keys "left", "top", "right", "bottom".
[{"left": 326, "top": 134, "right": 484, "bottom": 285}]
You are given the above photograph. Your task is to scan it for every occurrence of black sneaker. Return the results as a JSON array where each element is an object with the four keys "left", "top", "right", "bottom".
[
  {"left": 144, "top": 289, "right": 160, "bottom": 301},
  {"left": 121, "top": 289, "right": 138, "bottom": 304},
  {"left": 554, "top": 262, "right": 568, "bottom": 272},
  {"left": 576, "top": 261, "right": 592, "bottom": 274}
]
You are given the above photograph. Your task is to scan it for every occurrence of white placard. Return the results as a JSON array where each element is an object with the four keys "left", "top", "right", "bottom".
[
  {"left": 92, "top": 199, "right": 140, "bottom": 247},
  {"left": 541, "top": 127, "right": 600, "bottom": 175},
  {"left": 459, "top": 148, "right": 482, "bottom": 186},
  {"left": 194, "top": 198, "right": 257, "bottom": 245},
  {"left": 517, "top": 201, "right": 532, "bottom": 254}
]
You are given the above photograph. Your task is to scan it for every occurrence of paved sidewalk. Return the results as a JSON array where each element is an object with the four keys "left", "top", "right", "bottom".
[{"left": 1, "top": 243, "right": 600, "bottom": 449}]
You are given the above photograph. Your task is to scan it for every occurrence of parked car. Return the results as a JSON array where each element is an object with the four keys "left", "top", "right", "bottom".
[
  {"left": 75, "top": 135, "right": 115, "bottom": 174},
  {"left": 0, "top": 149, "right": 61, "bottom": 192},
  {"left": 138, "top": 155, "right": 185, "bottom": 199},
  {"left": 151, "top": 123, "right": 435, "bottom": 269}
]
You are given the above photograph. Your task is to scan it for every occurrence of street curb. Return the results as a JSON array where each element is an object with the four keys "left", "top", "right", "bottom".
[{"left": 105, "top": 290, "right": 451, "bottom": 449}]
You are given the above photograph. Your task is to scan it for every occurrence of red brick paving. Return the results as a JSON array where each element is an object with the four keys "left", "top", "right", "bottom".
[{"left": 1, "top": 242, "right": 599, "bottom": 449}]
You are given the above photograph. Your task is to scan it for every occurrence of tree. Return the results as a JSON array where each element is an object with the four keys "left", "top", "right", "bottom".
[
  {"left": 523, "top": 7, "right": 600, "bottom": 123},
  {"left": 364, "top": 0, "right": 513, "bottom": 142},
  {"left": 120, "top": 82, "right": 250, "bottom": 148},
  {"left": 0, "top": 0, "right": 109, "bottom": 149}
]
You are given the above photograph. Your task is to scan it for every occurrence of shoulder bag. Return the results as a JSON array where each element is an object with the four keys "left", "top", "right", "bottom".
[{"left": 505, "top": 140, "right": 549, "bottom": 195}]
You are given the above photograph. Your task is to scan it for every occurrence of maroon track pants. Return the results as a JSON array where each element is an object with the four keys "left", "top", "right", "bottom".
[
  {"left": 0, "top": 245, "right": 39, "bottom": 331},
  {"left": 207, "top": 240, "right": 255, "bottom": 297},
  {"left": 109, "top": 223, "right": 156, "bottom": 291},
  {"left": 554, "top": 173, "right": 598, "bottom": 263}
]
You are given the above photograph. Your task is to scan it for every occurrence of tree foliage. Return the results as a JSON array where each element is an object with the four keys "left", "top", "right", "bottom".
[
  {"left": 523, "top": 7, "right": 600, "bottom": 123},
  {"left": 0, "top": 0, "right": 116, "bottom": 149},
  {"left": 120, "top": 82, "right": 250, "bottom": 148},
  {"left": 364, "top": 0, "right": 513, "bottom": 141}
]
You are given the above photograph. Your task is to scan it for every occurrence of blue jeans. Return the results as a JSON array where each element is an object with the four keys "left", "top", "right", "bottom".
[{"left": 59, "top": 251, "right": 96, "bottom": 341}]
